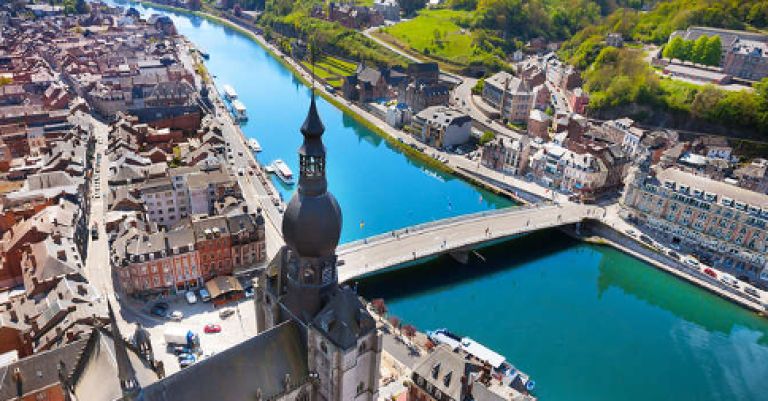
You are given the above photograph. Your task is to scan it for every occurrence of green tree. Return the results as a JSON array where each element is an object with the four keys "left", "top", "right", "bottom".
[
  {"left": 703, "top": 35, "right": 721, "bottom": 66},
  {"left": 690, "top": 85, "right": 723, "bottom": 119},
  {"left": 663, "top": 36, "right": 684, "bottom": 60},
  {"left": 400, "top": 0, "right": 427, "bottom": 17},
  {"left": 679, "top": 38, "right": 693, "bottom": 61},
  {"left": 472, "top": 78, "right": 485, "bottom": 95},
  {"left": 748, "top": 2, "right": 768, "bottom": 28},
  {"left": 480, "top": 130, "right": 496, "bottom": 145},
  {"left": 691, "top": 35, "right": 708, "bottom": 64}
]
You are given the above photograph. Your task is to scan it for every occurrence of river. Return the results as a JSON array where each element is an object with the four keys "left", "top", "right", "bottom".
[{"left": 108, "top": 3, "right": 768, "bottom": 400}]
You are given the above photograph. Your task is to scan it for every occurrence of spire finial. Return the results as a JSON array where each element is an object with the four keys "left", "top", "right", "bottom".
[{"left": 309, "top": 37, "right": 317, "bottom": 97}]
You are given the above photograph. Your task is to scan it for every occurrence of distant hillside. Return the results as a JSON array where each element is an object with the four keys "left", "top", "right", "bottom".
[{"left": 557, "top": 0, "right": 768, "bottom": 140}]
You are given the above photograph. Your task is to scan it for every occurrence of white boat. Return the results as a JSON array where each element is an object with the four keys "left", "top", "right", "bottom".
[
  {"left": 248, "top": 138, "right": 262, "bottom": 152},
  {"left": 222, "top": 84, "right": 238, "bottom": 101},
  {"left": 427, "top": 328, "right": 535, "bottom": 392},
  {"left": 271, "top": 159, "right": 294, "bottom": 185},
  {"left": 231, "top": 99, "right": 247, "bottom": 121}
]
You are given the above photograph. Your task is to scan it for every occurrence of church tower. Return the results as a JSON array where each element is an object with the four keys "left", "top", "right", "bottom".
[
  {"left": 254, "top": 94, "right": 380, "bottom": 401},
  {"left": 278, "top": 94, "right": 343, "bottom": 322}
]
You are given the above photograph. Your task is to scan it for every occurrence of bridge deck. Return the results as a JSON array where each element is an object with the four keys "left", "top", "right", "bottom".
[{"left": 337, "top": 204, "right": 602, "bottom": 282}]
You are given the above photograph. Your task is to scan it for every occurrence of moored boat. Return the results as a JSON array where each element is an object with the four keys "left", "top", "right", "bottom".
[
  {"left": 427, "top": 328, "right": 535, "bottom": 393},
  {"left": 271, "top": 159, "right": 294, "bottom": 185},
  {"left": 248, "top": 138, "right": 262, "bottom": 152},
  {"left": 222, "top": 84, "right": 238, "bottom": 101},
  {"left": 231, "top": 99, "right": 247, "bottom": 121}
]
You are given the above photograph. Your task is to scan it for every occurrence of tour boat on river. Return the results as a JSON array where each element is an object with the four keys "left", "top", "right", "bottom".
[
  {"left": 427, "top": 328, "right": 536, "bottom": 393},
  {"left": 271, "top": 159, "right": 294, "bottom": 185},
  {"left": 231, "top": 100, "right": 247, "bottom": 121},
  {"left": 248, "top": 138, "right": 262, "bottom": 152},
  {"left": 222, "top": 84, "right": 238, "bottom": 101}
]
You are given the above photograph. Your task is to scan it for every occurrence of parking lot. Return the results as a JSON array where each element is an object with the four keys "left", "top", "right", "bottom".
[{"left": 134, "top": 293, "right": 258, "bottom": 376}]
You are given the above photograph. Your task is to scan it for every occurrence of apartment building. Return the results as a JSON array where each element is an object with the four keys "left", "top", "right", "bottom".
[
  {"left": 481, "top": 135, "right": 532, "bottom": 176},
  {"left": 139, "top": 177, "right": 183, "bottom": 227},
  {"left": 411, "top": 106, "right": 472, "bottom": 149},
  {"left": 192, "top": 215, "right": 232, "bottom": 280},
  {"left": 482, "top": 71, "right": 534, "bottom": 123},
  {"left": 623, "top": 166, "right": 768, "bottom": 284}
]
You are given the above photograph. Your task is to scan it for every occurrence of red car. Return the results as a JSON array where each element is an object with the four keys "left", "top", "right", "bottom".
[
  {"left": 204, "top": 324, "right": 221, "bottom": 334},
  {"left": 703, "top": 268, "right": 718, "bottom": 279}
]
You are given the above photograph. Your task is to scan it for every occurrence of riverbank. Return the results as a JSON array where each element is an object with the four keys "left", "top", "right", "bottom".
[
  {"left": 133, "top": 1, "right": 526, "bottom": 202},
  {"left": 573, "top": 222, "right": 766, "bottom": 315},
  {"left": 129, "top": 1, "right": 768, "bottom": 318}
]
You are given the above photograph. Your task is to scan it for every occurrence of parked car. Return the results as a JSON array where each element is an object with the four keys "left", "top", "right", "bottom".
[
  {"left": 180, "top": 358, "right": 195, "bottom": 369},
  {"left": 719, "top": 274, "right": 740, "bottom": 289},
  {"left": 683, "top": 257, "right": 699, "bottom": 269},
  {"left": 703, "top": 268, "right": 718, "bottom": 279},
  {"left": 219, "top": 308, "right": 235, "bottom": 319},
  {"left": 170, "top": 310, "right": 184, "bottom": 321},
  {"left": 639, "top": 234, "right": 654, "bottom": 245},
  {"left": 624, "top": 229, "right": 635, "bottom": 236},
  {"left": 744, "top": 286, "right": 760, "bottom": 298},
  {"left": 198, "top": 288, "right": 211, "bottom": 302},
  {"left": 204, "top": 324, "right": 221, "bottom": 334},
  {"left": 150, "top": 302, "right": 169, "bottom": 317},
  {"left": 667, "top": 250, "right": 680, "bottom": 260},
  {"left": 244, "top": 287, "right": 254, "bottom": 298},
  {"left": 185, "top": 291, "right": 197, "bottom": 305},
  {"left": 169, "top": 345, "right": 191, "bottom": 355}
]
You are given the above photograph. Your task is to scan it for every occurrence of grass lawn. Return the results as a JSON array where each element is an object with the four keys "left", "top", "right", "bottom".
[
  {"left": 302, "top": 55, "right": 357, "bottom": 88},
  {"left": 381, "top": 9, "right": 473, "bottom": 65}
]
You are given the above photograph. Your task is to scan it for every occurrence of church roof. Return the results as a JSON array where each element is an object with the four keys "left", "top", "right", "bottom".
[
  {"left": 71, "top": 329, "right": 158, "bottom": 401},
  {"left": 141, "top": 320, "right": 309, "bottom": 401},
  {"left": 0, "top": 337, "right": 86, "bottom": 401},
  {"left": 312, "top": 287, "right": 375, "bottom": 350}
]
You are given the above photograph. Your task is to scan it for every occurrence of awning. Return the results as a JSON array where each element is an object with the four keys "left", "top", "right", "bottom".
[{"left": 205, "top": 276, "right": 243, "bottom": 299}]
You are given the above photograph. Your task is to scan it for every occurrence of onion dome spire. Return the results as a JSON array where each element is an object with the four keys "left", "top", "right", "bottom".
[
  {"left": 281, "top": 94, "right": 342, "bottom": 258},
  {"left": 300, "top": 95, "right": 325, "bottom": 138}
]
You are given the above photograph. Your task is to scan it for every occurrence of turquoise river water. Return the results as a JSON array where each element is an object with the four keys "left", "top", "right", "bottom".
[{"left": 113, "top": 3, "right": 768, "bottom": 400}]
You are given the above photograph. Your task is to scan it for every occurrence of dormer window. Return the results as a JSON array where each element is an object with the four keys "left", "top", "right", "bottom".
[{"left": 443, "top": 371, "right": 452, "bottom": 387}]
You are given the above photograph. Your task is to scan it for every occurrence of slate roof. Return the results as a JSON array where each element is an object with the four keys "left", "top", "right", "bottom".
[
  {"left": 412, "top": 344, "right": 480, "bottom": 401},
  {"left": 141, "top": 320, "right": 309, "bottom": 401},
  {"left": 0, "top": 337, "right": 87, "bottom": 401},
  {"left": 312, "top": 287, "right": 375, "bottom": 350},
  {"left": 72, "top": 329, "right": 158, "bottom": 401}
]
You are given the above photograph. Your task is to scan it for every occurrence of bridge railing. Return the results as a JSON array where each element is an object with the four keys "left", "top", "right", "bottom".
[
  {"left": 340, "top": 212, "right": 587, "bottom": 281},
  {"left": 338, "top": 204, "right": 556, "bottom": 252}
]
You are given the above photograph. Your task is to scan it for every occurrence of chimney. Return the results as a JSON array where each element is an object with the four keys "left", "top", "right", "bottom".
[{"left": 13, "top": 367, "right": 22, "bottom": 397}]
